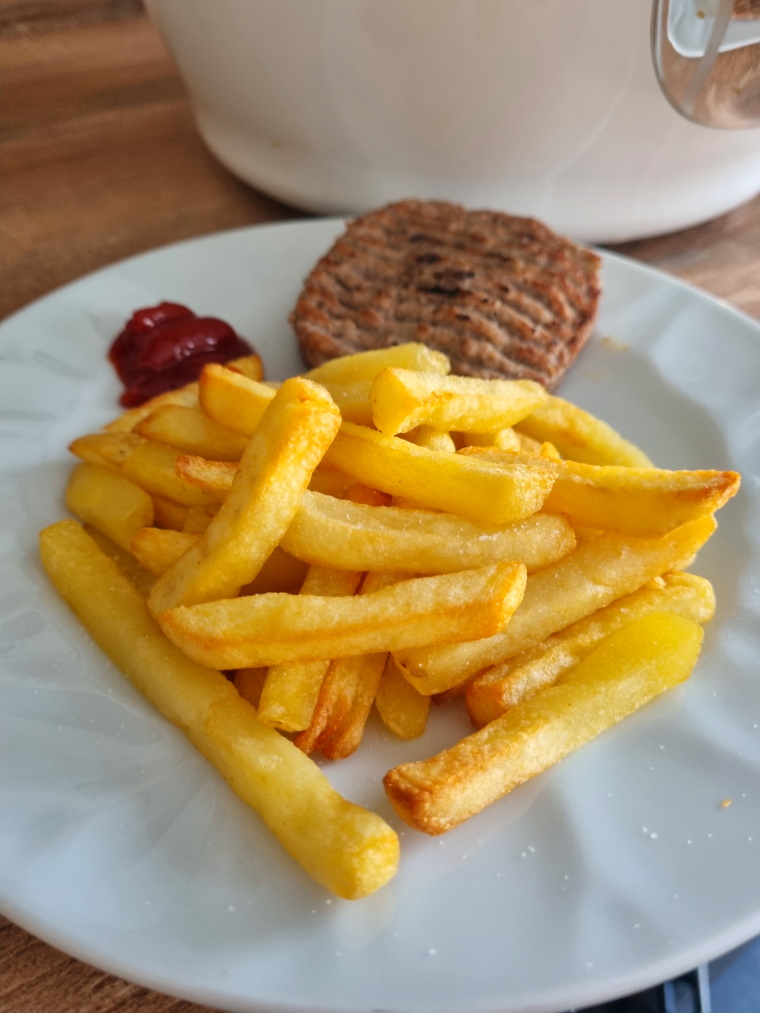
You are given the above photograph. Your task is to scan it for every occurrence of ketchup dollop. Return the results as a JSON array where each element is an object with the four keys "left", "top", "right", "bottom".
[{"left": 108, "top": 302, "right": 254, "bottom": 406}]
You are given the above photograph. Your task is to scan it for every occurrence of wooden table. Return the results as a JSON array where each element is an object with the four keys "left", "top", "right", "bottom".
[{"left": 1, "top": 10, "right": 759, "bottom": 1013}]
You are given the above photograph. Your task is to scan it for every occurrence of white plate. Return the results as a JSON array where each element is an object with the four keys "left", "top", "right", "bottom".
[{"left": 1, "top": 220, "right": 759, "bottom": 1013}]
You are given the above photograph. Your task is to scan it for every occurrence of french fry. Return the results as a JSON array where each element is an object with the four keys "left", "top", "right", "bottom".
[
  {"left": 234, "top": 667, "right": 268, "bottom": 708},
  {"left": 393, "top": 514, "right": 716, "bottom": 695},
  {"left": 147, "top": 377, "right": 341, "bottom": 614},
  {"left": 322, "top": 422, "right": 556, "bottom": 525},
  {"left": 157, "top": 561, "right": 528, "bottom": 670},
  {"left": 257, "top": 566, "right": 363, "bottom": 733},
  {"left": 226, "top": 353, "right": 264, "bottom": 382},
  {"left": 318, "top": 380, "right": 374, "bottom": 426},
  {"left": 40, "top": 520, "right": 398, "bottom": 899},
  {"left": 181, "top": 504, "right": 218, "bottom": 534},
  {"left": 199, "top": 363, "right": 275, "bottom": 436},
  {"left": 384, "top": 611, "right": 703, "bottom": 835},
  {"left": 370, "top": 369, "right": 546, "bottom": 436},
  {"left": 136, "top": 405, "right": 248, "bottom": 461},
  {"left": 375, "top": 655, "right": 430, "bottom": 740},
  {"left": 152, "top": 495, "right": 190, "bottom": 530},
  {"left": 280, "top": 492, "right": 576, "bottom": 574},
  {"left": 69, "top": 432, "right": 218, "bottom": 506},
  {"left": 295, "top": 572, "right": 401, "bottom": 759},
  {"left": 132, "top": 527, "right": 196, "bottom": 575},
  {"left": 66, "top": 462, "right": 154, "bottom": 551},
  {"left": 304, "top": 342, "right": 450, "bottom": 384},
  {"left": 242, "top": 547, "right": 309, "bottom": 596},
  {"left": 461, "top": 447, "right": 741, "bottom": 537},
  {"left": 460, "top": 428, "right": 522, "bottom": 452},
  {"left": 104, "top": 382, "right": 200, "bottom": 433},
  {"left": 84, "top": 524, "right": 155, "bottom": 597},
  {"left": 515, "top": 395, "right": 653, "bottom": 467},
  {"left": 466, "top": 572, "right": 715, "bottom": 727},
  {"left": 406, "top": 426, "right": 457, "bottom": 453}
]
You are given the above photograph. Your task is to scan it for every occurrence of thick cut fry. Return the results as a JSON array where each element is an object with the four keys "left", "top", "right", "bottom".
[
  {"left": 147, "top": 377, "right": 341, "bottom": 615},
  {"left": 199, "top": 364, "right": 275, "bottom": 436},
  {"left": 281, "top": 492, "right": 575, "bottom": 574},
  {"left": 136, "top": 405, "right": 249, "bottom": 461},
  {"left": 322, "top": 422, "right": 556, "bottom": 525},
  {"left": 104, "top": 382, "right": 200, "bottom": 433},
  {"left": 242, "top": 547, "right": 309, "bottom": 596},
  {"left": 461, "top": 447, "right": 740, "bottom": 537},
  {"left": 66, "top": 462, "right": 154, "bottom": 551},
  {"left": 70, "top": 432, "right": 218, "bottom": 506},
  {"left": 467, "top": 572, "right": 715, "bottom": 727},
  {"left": 152, "top": 495, "right": 189, "bottom": 530},
  {"left": 39, "top": 521, "right": 398, "bottom": 899},
  {"left": 515, "top": 395, "right": 652, "bottom": 467},
  {"left": 384, "top": 612, "right": 703, "bottom": 835},
  {"left": 393, "top": 515, "right": 716, "bottom": 695},
  {"left": 226, "top": 353, "right": 264, "bottom": 382},
  {"left": 371, "top": 369, "right": 546, "bottom": 436},
  {"left": 258, "top": 566, "right": 363, "bottom": 732},
  {"left": 305, "top": 342, "right": 450, "bottom": 384},
  {"left": 158, "top": 561, "right": 528, "bottom": 670},
  {"left": 375, "top": 655, "right": 430, "bottom": 740},
  {"left": 84, "top": 524, "right": 155, "bottom": 597},
  {"left": 460, "top": 428, "right": 522, "bottom": 451},
  {"left": 406, "top": 426, "right": 457, "bottom": 453},
  {"left": 182, "top": 504, "right": 217, "bottom": 534},
  {"left": 296, "top": 572, "right": 401, "bottom": 759},
  {"left": 318, "top": 380, "right": 374, "bottom": 426},
  {"left": 132, "top": 527, "right": 196, "bottom": 575},
  {"left": 234, "top": 667, "right": 268, "bottom": 708}
]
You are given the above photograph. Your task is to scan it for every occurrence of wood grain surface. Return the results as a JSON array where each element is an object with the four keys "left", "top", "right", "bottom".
[{"left": 1, "top": 11, "right": 759, "bottom": 1013}]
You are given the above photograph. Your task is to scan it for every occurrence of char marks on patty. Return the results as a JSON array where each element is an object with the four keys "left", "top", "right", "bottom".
[{"left": 291, "top": 200, "right": 602, "bottom": 390}]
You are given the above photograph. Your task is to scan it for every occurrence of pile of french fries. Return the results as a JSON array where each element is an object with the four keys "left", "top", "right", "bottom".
[{"left": 40, "top": 342, "right": 740, "bottom": 898}]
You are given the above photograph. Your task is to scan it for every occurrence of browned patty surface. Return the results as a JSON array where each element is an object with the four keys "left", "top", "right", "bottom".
[{"left": 291, "top": 200, "right": 602, "bottom": 390}]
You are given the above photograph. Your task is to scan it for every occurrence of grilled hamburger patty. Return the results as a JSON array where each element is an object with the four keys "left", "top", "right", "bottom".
[{"left": 291, "top": 200, "right": 602, "bottom": 390}]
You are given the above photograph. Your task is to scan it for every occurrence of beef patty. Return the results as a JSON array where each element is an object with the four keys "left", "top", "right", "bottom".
[{"left": 291, "top": 200, "right": 602, "bottom": 390}]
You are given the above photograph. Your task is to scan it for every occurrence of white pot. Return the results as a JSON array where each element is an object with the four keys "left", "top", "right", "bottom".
[{"left": 146, "top": 0, "right": 760, "bottom": 242}]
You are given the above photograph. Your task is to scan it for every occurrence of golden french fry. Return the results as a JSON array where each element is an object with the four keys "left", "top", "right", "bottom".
[
  {"left": 234, "top": 667, "right": 268, "bottom": 708},
  {"left": 406, "top": 426, "right": 457, "bottom": 453},
  {"left": 70, "top": 432, "right": 218, "bottom": 506},
  {"left": 182, "top": 504, "right": 218, "bottom": 534},
  {"left": 40, "top": 520, "right": 398, "bottom": 899},
  {"left": 515, "top": 395, "right": 653, "bottom": 467},
  {"left": 66, "top": 462, "right": 154, "bottom": 551},
  {"left": 460, "top": 428, "right": 522, "bottom": 452},
  {"left": 132, "top": 527, "right": 196, "bottom": 576},
  {"left": 305, "top": 342, "right": 450, "bottom": 384},
  {"left": 104, "top": 382, "right": 200, "bottom": 433},
  {"left": 136, "top": 405, "right": 249, "bottom": 461},
  {"left": 152, "top": 495, "right": 190, "bottom": 530},
  {"left": 394, "top": 514, "right": 716, "bottom": 695},
  {"left": 258, "top": 566, "right": 364, "bottom": 732},
  {"left": 375, "top": 655, "right": 430, "bottom": 740},
  {"left": 199, "top": 363, "right": 275, "bottom": 436},
  {"left": 322, "top": 421, "right": 556, "bottom": 525},
  {"left": 158, "top": 561, "right": 528, "bottom": 670},
  {"left": 226, "top": 353, "right": 264, "bottom": 382},
  {"left": 371, "top": 368, "right": 546, "bottom": 436},
  {"left": 461, "top": 447, "right": 740, "bottom": 536},
  {"left": 147, "top": 377, "right": 341, "bottom": 615},
  {"left": 295, "top": 572, "right": 401, "bottom": 758},
  {"left": 84, "top": 524, "right": 155, "bottom": 597},
  {"left": 384, "top": 611, "right": 703, "bottom": 834},
  {"left": 281, "top": 492, "right": 575, "bottom": 574},
  {"left": 466, "top": 572, "right": 715, "bottom": 727},
  {"left": 242, "top": 547, "right": 309, "bottom": 596},
  {"left": 318, "top": 380, "right": 374, "bottom": 426}
]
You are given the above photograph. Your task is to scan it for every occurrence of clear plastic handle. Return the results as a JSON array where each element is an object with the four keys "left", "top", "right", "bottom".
[{"left": 652, "top": 0, "right": 760, "bottom": 127}]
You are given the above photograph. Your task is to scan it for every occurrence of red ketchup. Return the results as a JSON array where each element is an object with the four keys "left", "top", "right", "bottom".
[{"left": 108, "top": 302, "right": 254, "bottom": 406}]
